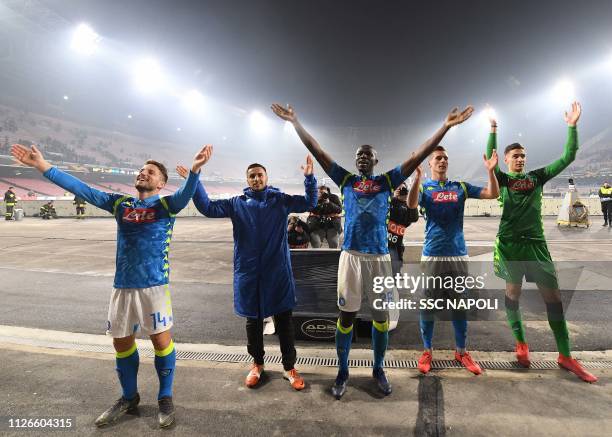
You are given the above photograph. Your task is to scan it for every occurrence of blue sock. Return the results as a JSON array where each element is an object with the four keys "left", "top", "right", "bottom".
[
  {"left": 335, "top": 320, "right": 353, "bottom": 376},
  {"left": 452, "top": 318, "right": 468, "bottom": 350},
  {"left": 154, "top": 340, "right": 176, "bottom": 400},
  {"left": 419, "top": 314, "right": 434, "bottom": 350},
  {"left": 372, "top": 320, "right": 389, "bottom": 370},
  {"left": 115, "top": 343, "right": 139, "bottom": 400}
]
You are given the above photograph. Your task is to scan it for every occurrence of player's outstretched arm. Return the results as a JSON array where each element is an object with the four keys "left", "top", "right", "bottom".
[
  {"left": 541, "top": 101, "right": 581, "bottom": 182},
  {"left": 167, "top": 145, "right": 212, "bottom": 213},
  {"left": 479, "top": 150, "right": 500, "bottom": 199},
  {"left": 400, "top": 106, "right": 474, "bottom": 177},
  {"left": 283, "top": 155, "right": 318, "bottom": 213},
  {"left": 407, "top": 164, "right": 423, "bottom": 209},
  {"left": 485, "top": 113, "right": 500, "bottom": 171},
  {"left": 11, "top": 143, "right": 115, "bottom": 211},
  {"left": 271, "top": 103, "right": 334, "bottom": 175},
  {"left": 175, "top": 163, "right": 232, "bottom": 218}
]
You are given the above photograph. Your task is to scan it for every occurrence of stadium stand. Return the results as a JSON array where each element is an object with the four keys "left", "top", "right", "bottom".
[
  {"left": 0, "top": 181, "right": 31, "bottom": 199},
  {"left": 0, "top": 177, "right": 68, "bottom": 196}
]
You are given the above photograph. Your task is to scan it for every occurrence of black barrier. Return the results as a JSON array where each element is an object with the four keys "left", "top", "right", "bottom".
[
  {"left": 291, "top": 249, "right": 373, "bottom": 341},
  {"left": 290, "top": 252, "right": 612, "bottom": 341}
]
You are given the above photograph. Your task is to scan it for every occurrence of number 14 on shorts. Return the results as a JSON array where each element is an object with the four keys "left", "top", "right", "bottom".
[{"left": 150, "top": 312, "right": 168, "bottom": 330}]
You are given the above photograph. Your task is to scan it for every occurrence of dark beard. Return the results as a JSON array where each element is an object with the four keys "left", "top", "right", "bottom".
[{"left": 135, "top": 184, "right": 153, "bottom": 193}]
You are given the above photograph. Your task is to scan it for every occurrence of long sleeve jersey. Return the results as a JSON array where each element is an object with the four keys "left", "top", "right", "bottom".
[
  {"left": 44, "top": 167, "right": 199, "bottom": 288},
  {"left": 486, "top": 126, "right": 578, "bottom": 241}
]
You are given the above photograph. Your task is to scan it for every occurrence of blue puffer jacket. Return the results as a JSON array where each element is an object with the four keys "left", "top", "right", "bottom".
[{"left": 193, "top": 175, "right": 317, "bottom": 318}]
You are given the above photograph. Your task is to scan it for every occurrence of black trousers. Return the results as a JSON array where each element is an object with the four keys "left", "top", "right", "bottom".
[
  {"left": 602, "top": 202, "right": 611, "bottom": 223},
  {"left": 246, "top": 310, "right": 296, "bottom": 371},
  {"left": 5, "top": 204, "right": 14, "bottom": 219}
]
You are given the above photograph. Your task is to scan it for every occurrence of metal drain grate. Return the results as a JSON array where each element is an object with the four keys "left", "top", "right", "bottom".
[{"left": 3, "top": 336, "right": 612, "bottom": 370}]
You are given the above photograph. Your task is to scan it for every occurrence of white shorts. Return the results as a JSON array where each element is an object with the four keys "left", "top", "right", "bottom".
[
  {"left": 337, "top": 250, "right": 396, "bottom": 321},
  {"left": 106, "top": 284, "right": 174, "bottom": 338}
]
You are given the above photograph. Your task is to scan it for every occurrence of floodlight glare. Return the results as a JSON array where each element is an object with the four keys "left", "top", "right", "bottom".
[
  {"left": 250, "top": 110, "right": 270, "bottom": 134},
  {"left": 63, "top": 95, "right": 69, "bottom": 100},
  {"left": 132, "top": 58, "right": 165, "bottom": 94},
  {"left": 552, "top": 79, "right": 576, "bottom": 104},
  {"left": 181, "top": 89, "right": 206, "bottom": 113},
  {"left": 283, "top": 121, "right": 294, "bottom": 133},
  {"left": 480, "top": 106, "right": 497, "bottom": 123},
  {"left": 71, "top": 23, "right": 100, "bottom": 55}
]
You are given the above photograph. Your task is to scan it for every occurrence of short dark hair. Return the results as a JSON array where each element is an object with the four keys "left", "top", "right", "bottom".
[
  {"left": 357, "top": 144, "right": 377, "bottom": 157},
  {"left": 429, "top": 145, "right": 447, "bottom": 159},
  {"left": 145, "top": 159, "right": 168, "bottom": 183},
  {"left": 246, "top": 163, "right": 267, "bottom": 173},
  {"left": 504, "top": 143, "right": 524, "bottom": 155}
]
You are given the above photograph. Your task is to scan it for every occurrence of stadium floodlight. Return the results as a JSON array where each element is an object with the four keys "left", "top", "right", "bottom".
[
  {"left": 249, "top": 110, "right": 270, "bottom": 134},
  {"left": 70, "top": 23, "right": 100, "bottom": 56},
  {"left": 181, "top": 89, "right": 206, "bottom": 113},
  {"left": 132, "top": 57, "right": 165, "bottom": 94},
  {"left": 552, "top": 79, "right": 576, "bottom": 104},
  {"left": 176, "top": 127, "right": 182, "bottom": 132},
  {"left": 127, "top": 114, "right": 132, "bottom": 119},
  {"left": 479, "top": 105, "right": 497, "bottom": 124},
  {"left": 63, "top": 95, "right": 69, "bottom": 100}
]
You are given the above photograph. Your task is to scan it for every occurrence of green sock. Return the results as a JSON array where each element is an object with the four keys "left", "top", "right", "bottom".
[
  {"left": 546, "top": 302, "right": 571, "bottom": 357},
  {"left": 505, "top": 296, "right": 526, "bottom": 343}
]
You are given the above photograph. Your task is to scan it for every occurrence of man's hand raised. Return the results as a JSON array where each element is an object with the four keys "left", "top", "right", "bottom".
[
  {"left": 564, "top": 101, "right": 581, "bottom": 127},
  {"left": 301, "top": 155, "right": 314, "bottom": 176},
  {"left": 175, "top": 165, "right": 189, "bottom": 179},
  {"left": 271, "top": 103, "right": 297, "bottom": 123},
  {"left": 444, "top": 106, "right": 474, "bottom": 128},
  {"left": 191, "top": 144, "right": 213, "bottom": 173},
  {"left": 11, "top": 144, "right": 52, "bottom": 173},
  {"left": 483, "top": 149, "right": 498, "bottom": 172}
]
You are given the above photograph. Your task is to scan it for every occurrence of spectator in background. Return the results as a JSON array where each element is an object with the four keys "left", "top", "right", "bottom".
[
  {"left": 4, "top": 186, "right": 17, "bottom": 220},
  {"left": 598, "top": 181, "right": 611, "bottom": 227},
  {"left": 287, "top": 215, "right": 310, "bottom": 248},
  {"left": 307, "top": 185, "right": 342, "bottom": 248}
]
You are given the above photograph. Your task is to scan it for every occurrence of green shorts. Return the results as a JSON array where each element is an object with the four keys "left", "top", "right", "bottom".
[{"left": 493, "top": 237, "right": 559, "bottom": 289}]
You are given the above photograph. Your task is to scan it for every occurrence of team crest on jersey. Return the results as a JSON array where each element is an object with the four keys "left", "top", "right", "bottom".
[
  {"left": 432, "top": 191, "right": 458, "bottom": 203},
  {"left": 508, "top": 178, "right": 535, "bottom": 192},
  {"left": 387, "top": 220, "right": 406, "bottom": 236},
  {"left": 353, "top": 179, "right": 382, "bottom": 194},
  {"left": 122, "top": 208, "right": 157, "bottom": 223}
]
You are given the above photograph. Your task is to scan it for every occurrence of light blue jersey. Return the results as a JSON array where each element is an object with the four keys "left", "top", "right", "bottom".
[
  {"left": 329, "top": 162, "right": 405, "bottom": 254},
  {"left": 419, "top": 178, "right": 482, "bottom": 257},
  {"left": 44, "top": 167, "right": 198, "bottom": 288}
]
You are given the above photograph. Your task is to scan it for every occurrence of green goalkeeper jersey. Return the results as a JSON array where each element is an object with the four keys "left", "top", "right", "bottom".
[{"left": 486, "top": 126, "right": 578, "bottom": 241}]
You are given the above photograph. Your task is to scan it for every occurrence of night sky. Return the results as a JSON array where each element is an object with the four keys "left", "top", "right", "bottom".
[{"left": 1, "top": 0, "right": 611, "bottom": 178}]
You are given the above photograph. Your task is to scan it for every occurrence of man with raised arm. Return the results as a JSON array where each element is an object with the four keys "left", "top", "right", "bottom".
[
  {"left": 272, "top": 103, "right": 474, "bottom": 399},
  {"left": 11, "top": 143, "right": 211, "bottom": 427},
  {"left": 408, "top": 147, "right": 499, "bottom": 375},
  {"left": 176, "top": 151, "right": 317, "bottom": 391},
  {"left": 486, "top": 102, "right": 597, "bottom": 383}
]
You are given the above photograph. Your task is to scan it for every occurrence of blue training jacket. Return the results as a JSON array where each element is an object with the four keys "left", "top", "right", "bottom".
[
  {"left": 43, "top": 167, "right": 199, "bottom": 289},
  {"left": 192, "top": 175, "right": 317, "bottom": 319}
]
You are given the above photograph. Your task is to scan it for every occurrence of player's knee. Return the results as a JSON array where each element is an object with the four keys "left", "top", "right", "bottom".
[
  {"left": 113, "top": 335, "right": 136, "bottom": 353},
  {"left": 505, "top": 283, "right": 522, "bottom": 299},
  {"left": 338, "top": 310, "right": 356, "bottom": 328},
  {"left": 150, "top": 330, "right": 172, "bottom": 350}
]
